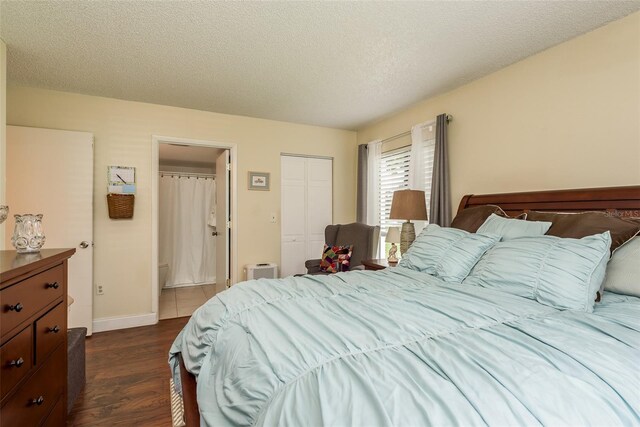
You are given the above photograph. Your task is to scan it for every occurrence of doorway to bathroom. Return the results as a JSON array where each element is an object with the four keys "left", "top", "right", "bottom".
[{"left": 152, "top": 136, "right": 237, "bottom": 320}]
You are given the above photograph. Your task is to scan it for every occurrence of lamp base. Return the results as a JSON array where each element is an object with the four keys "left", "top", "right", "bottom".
[
  {"left": 400, "top": 221, "right": 416, "bottom": 254},
  {"left": 387, "top": 243, "right": 398, "bottom": 264}
]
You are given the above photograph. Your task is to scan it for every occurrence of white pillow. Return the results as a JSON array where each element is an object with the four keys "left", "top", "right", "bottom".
[
  {"left": 603, "top": 237, "right": 640, "bottom": 298},
  {"left": 477, "top": 213, "right": 552, "bottom": 241}
]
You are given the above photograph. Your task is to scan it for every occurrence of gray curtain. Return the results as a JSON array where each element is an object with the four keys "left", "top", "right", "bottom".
[
  {"left": 356, "top": 144, "right": 368, "bottom": 223},
  {"left": 430, "top": 114, "right": 452, "bottom": 226}
]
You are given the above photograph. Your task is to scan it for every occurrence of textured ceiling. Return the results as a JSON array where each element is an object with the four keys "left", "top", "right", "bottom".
[{"left": 1, "top": 2, "right": 639, "bottom": 130}]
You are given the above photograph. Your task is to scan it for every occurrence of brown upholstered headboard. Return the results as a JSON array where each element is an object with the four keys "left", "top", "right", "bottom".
[{"left": 457, "top": 186, "right": 640, "bottom": 218}]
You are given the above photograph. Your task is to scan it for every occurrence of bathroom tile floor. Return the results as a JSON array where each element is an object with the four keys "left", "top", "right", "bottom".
[{"left": 159, "top": 284, "right": 217, "bottom": 320}]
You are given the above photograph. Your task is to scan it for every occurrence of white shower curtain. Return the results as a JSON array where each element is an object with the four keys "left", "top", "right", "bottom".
[{"left": 159, "top": 175, "right": 216, "bottom": 287}]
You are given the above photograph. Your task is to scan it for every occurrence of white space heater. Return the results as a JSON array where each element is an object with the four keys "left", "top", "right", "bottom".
[{"left": 245, "top": 263, "right": 279, "bottom": 280}]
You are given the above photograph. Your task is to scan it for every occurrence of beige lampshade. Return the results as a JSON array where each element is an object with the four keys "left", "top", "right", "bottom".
[
  {"left": 389, "top": 190, "right": 428, "bottom": 221},
  {"left": 386, "top": 227, "right": 401, "bottom": 243}
]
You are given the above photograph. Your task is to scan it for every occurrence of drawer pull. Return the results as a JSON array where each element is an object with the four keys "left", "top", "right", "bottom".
[
  {"left": 48, "top": 325, "right": 61, "bottom": 333},
  {"left": 30, "top": 396, "right": 45, "bottom": 406},
  {"left": 46, "top": 282, "right": 60, "bottom": 289},
  {"left": 9, "top": 357, "right": 25, "bottom": 368},
  {"left": 8, "top": 303, "right": 23, "bottom": 312}
]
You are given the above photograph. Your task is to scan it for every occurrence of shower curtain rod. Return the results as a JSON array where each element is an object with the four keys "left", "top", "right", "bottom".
[{"left": 159, "top": 171, "right": 215, "bottom": 179}]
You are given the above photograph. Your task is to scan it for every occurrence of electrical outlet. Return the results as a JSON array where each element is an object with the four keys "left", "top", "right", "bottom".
[
  {"left": 96, "top": 284, "right": 104, "bottom": 295},
  {"left": 270, "top": 213, "right": 277, "bottom": 223}
]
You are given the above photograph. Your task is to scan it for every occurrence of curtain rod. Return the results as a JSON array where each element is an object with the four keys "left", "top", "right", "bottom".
[
  {"left": 160, "top": 171, "right": 215, "bottom": 179},
  {"left": 379, "top": 114, "right": 452, "bottom": 145}
]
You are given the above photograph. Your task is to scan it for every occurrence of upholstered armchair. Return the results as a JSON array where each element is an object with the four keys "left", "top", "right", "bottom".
[{"left": 305, "top": 222, "right": 380, "bottom": 275}]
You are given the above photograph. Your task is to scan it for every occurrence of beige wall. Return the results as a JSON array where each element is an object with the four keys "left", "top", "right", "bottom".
[
  {"left": 0, "top": 40, "right": 6, "bottom": 248},
  {"left": 7, "top": 86, "right": 357, "bottom": 320},
  {"left": 358, "top": 11, "right": 640, "bottom": 212}
]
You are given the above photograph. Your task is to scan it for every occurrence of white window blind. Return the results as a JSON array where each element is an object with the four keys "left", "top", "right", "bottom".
[
  {"left": 378, "top": 147, "right": 410, "bottom": 237},
  {"left": 375, "top": 125, "right": 437, "bottom": 257}
]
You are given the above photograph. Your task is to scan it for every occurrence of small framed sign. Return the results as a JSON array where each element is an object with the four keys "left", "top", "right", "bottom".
[
  {"left": 248, "top": 172, "right": 270, "bottom": 191},
  {"left": 108, "top": 166, "right": 136, "bottom": 194}
]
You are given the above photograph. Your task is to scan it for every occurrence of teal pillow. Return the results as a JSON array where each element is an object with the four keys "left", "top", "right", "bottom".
[
  {"left": 477, "top": 213, "right": 552, "bottom": 241},
  {"left": 398, "top": 224, "right": 500, "bottom": 283},
  {"left": 463, "top": 232, "right": 611, "bottom": 312}
]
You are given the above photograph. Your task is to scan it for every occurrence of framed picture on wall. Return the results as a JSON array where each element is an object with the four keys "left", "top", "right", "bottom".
[{"left": 248, "top": 171, "right": 270, "bottom": 191}]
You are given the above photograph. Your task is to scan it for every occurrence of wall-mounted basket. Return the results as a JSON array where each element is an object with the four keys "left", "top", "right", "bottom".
[{"left": 107, "top": 194, "right": 135, "bottom": 219}]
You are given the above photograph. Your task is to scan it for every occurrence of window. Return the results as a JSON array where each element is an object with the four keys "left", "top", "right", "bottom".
[
  {"left": 377, "top": 131, "right": 436, "bottom": 257},
  {"left": 378, "top": 146, "right": 410, "bottom": 235}
]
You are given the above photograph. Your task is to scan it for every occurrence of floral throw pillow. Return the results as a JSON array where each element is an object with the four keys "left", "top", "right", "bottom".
[{"left": 319, "top": 244, "right": 353, "bottom": 273}]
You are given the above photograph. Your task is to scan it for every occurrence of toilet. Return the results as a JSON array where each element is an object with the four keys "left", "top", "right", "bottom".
[{"left": 158, "top": 263, "right": 169, "bottom": 294}]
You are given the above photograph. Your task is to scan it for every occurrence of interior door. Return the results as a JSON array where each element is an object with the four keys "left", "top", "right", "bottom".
[
  {"left": 280, "top": 156, "right": 333, "bottom": 277},
  {"left": 306, "top": 158, "right": 332, "bottom": 262},
  {"left": 6, "top": 125, "right": 94, "bottom": 335},
  {"left": 215, "top": 150, "right": 230, "bottom": 294},
  {"left": 281, "top": 156, "right": 307, "bottom": 277}
]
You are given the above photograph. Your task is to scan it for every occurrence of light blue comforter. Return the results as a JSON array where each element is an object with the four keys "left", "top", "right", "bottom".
[{"left": 169, "top": 268, "right": 640, "bottom": 426}]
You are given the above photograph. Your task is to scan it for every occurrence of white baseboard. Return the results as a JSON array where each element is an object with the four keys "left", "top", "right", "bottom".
[{"left": 92, "top": 312, "right": 158, "bottom": 333}]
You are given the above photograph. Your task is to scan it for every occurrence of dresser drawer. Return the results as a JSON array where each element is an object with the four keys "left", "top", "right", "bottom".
[
  {"left": 35, "top": 302, "right": 66, "bottom": 364},
  {"left": 0, "top": 325, "right": 33, "bottom": 400},
  {"left": 0, "top": 344, "right": 65, "bottom": 427},
  {"left": 1, "top": 264, "right": 64, "bottom": 337},
  {"left": 41, "top": 394, "right": 65, "bottom": 427}
]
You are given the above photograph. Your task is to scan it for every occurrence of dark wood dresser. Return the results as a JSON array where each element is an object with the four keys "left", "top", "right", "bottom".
[{"left": 0, "top": 248, "right": 75, "bottom": 426}]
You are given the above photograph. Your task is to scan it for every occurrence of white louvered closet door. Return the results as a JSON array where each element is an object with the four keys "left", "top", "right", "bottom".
[
  {"left": 281, "top": 155, "right": 332, "bottom": 277},
  {"left": 305, "top": 158, "right": 332, "bottom": 262}
]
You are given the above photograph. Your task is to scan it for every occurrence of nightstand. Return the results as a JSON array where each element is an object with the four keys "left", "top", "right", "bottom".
[{"left": 362, "top": 258, "right": 397, "bottom": 271}]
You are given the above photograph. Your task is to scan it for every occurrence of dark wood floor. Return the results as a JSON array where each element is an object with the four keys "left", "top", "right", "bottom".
[{"left": 68, "top": 317, "right": 189, "bottom": 426}]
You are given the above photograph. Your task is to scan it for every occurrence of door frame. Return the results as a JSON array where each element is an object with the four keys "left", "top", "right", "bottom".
[{"left": 151, "top": 135, "right": 238, "bottom": 316}]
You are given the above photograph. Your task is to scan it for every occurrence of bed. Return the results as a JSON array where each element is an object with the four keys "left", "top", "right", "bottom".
[{"left": 170, "top": 186, "right": 640, "bottom": 427}]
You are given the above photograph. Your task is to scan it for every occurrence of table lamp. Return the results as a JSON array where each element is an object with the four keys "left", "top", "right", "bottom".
[
  {"left": 386, "top": 226, "right": 400, "bottom": 263},
  {"left": 389, "top": 189, "right": 428, "bottom": 254}
]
